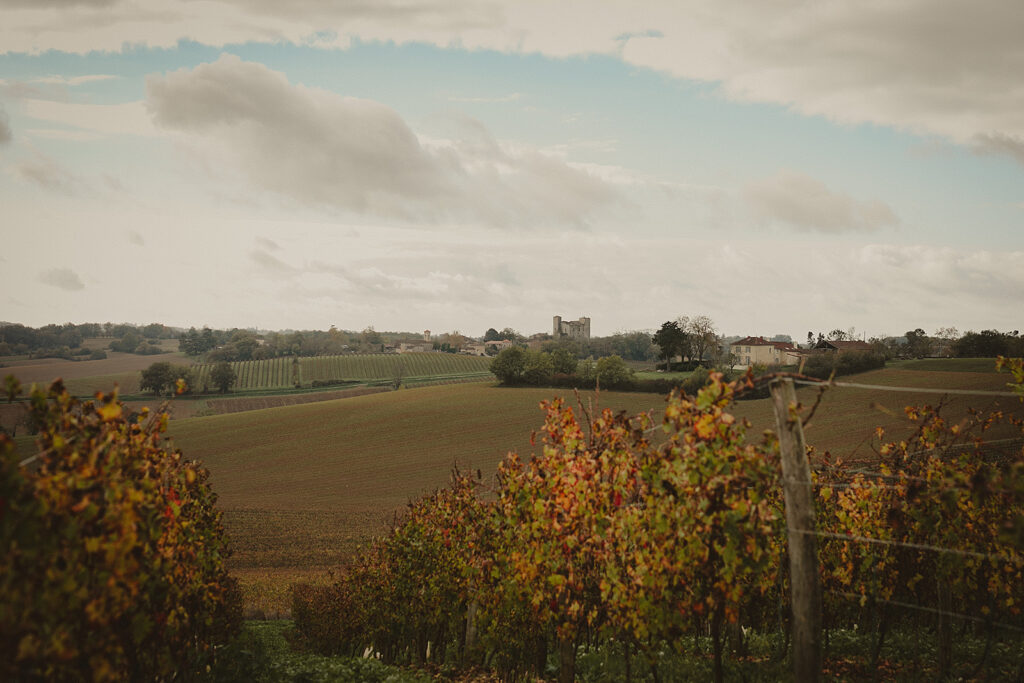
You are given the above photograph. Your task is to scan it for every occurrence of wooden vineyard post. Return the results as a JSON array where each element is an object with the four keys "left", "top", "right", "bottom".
[{"left": 769, "top": 378, "right": 822, "bottom": 682}]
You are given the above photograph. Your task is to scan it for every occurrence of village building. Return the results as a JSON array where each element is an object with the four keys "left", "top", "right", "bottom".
[
  {"left": 461, "top": 342, "right": 488, "bottom": 356},
  {"left": 730, "top": 336, "right": 799, "bottom": 367},
  {"left": 486, "top": 339, "right": 516, "bottom": 352},
  {"left": 397, "top": 341, "right": 432, "bottom": 353}
]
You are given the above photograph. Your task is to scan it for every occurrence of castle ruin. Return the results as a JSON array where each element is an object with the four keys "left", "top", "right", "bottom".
[{"left": 553, "top": 315, "right": 591, "bottom": 341}]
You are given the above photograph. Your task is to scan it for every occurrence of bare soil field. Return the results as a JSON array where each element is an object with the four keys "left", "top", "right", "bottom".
[
  {"left": 168, "top": 384, "right": 668, "bottom": 513},
  {"left": 1, "top": 349, "right": 188, "bottom": 387},
  {"left": 205, "top": 386, "right": 392, "bottom": 414},
  {"left": 732, "top": 367, "right": 1021, "bottom": 464}
]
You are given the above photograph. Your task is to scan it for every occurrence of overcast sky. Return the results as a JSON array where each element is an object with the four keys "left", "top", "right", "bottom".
[{"left": 1, "top": 1, "right": 1022, "bottom": 339}]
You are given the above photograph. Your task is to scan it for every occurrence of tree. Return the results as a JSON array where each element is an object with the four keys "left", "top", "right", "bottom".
[
  {"left": 483, "top": 328, "right": 501, "bottom": 342},
  {"left": 109, "top": 330, "right": 141, "bottom": 353},
  {"left": 140, "top": 362, "right": 192, "bottom": 396},
  {"left": 210, "top": 362, "right": 237, "bottom": 394},
  {"left": 498, "top": 327, "right": 523, "bottom": 343},
  {"left": 652, "top": 320, "right": 686, "bottom": 369},
  {"left": 490, "top": 347, "right": 527, "bottom": 384},
  {"left": 687, "top": 315, "right": 717, "bottom": 364},
  {"left": 141, "top": 323, "right": 167, "bottom": 339},
  {"left": 904, "top": 328, "right": 934, "bottom": 358},
  {"left": 953, "top": 330, "right": 1011, "bottom": 358},
  {"left": 550, "top": 347, "right": 578, "bottom": 375},
  {"left": 522, "top": 351, "right": 554, "bottom": 385},
  {"left": 595, "top": 355, "right": 633, "bottom": 387},
  {"left": 828, "top": 328, "right": 852, "bottom": 342}
]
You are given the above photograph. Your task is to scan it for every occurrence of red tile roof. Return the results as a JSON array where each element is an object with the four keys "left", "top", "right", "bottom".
[{"left": 732, "top": 336, "right": 796, "bottom": 350}]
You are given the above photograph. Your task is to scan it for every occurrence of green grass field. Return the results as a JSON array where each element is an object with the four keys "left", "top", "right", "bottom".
[
  {"left": 634, "top": 370, "right": 693, "bottom": 381},
  {"left": 189, "top": 352, "right": 493, "bottom": 391}
]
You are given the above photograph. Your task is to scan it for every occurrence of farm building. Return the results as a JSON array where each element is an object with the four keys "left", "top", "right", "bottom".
[{"left": 813, "top": 339, "right": 875, "bottom": 353}]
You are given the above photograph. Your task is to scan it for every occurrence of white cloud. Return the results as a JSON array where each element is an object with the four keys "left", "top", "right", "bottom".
[
  {"left": 2, "top": 1, "right": 1023, "bottom": 156},
  {"left": 744, "top": 170, "right": 898, "bottom": 234},
  {"left": 38, "top": 267, "right": 85, "bottom": 291},
  {"left": 973, "top": 133, "right": 1024, "bottom": 167},
  {"left": 32, "top": 74, "right": 118, "bottom": 86},
  {"left": 145, "top": 54, "right": 617, "bottom": 227},
  {"left": 21, "top": 98, "right": 156, "bottom": 137}
]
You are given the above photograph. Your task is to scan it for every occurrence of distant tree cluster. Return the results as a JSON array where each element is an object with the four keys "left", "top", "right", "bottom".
[
  {"left": 953, "top": 329, "right": 1024, "bottom": 358},
  {"left": 0, "top": 322, "right": 182, "bottom": 360},
  {"left": 0, "top": 323, "right": 87, "bottom": 359},
  {"left": 651, "top": 315, "right": 720, "bottom": 369},
  {"left": 178, "top": 325, "right": 424, "bottom": 360},
  {"left": 490, "top": 346, "right": 635, "bottom": 389}
]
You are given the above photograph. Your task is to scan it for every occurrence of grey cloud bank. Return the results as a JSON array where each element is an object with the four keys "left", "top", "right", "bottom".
[
  {"left": 4, "top": 1, "right": 1024, "bottom": 159},
  {"left": 145, "top": 54, "right": 617, "bottom": 228},
  {"left": 744, "top": 171, "right": 898, "bottom": 234},
  {"left": 38, "top": 267, "right": 85, "bottom": 291}
]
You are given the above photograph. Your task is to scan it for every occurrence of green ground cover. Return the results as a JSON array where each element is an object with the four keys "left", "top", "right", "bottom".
[{"left": 217, "top": 620, "right": 1023, "bottom": 682}]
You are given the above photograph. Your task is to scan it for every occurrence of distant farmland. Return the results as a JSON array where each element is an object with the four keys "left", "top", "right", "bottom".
[{"left": 189, "top": 352, "right": 493, "bottom": 391}]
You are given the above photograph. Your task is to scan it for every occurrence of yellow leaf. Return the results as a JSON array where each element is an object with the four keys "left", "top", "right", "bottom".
[{"left": 98, "top": 402, "right": 121, "bottom": 421}]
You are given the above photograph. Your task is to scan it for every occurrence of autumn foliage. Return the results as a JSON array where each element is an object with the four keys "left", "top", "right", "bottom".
[
  {"left": 293, "top": 364, "right": 1024, "bottom": 679},
  {"left": 294, "top": 375, "right": 788, "bottom": 678},
  {"left": 0, "top": 380, "right": 241, "bottom": 681}
]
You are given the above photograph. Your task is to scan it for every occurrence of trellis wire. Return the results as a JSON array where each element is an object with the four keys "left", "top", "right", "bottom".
[
  {"left": 792, "top": 378, "right": 1021, "bottom": 398},
  {"left": 794, "top": 528, "right": 1019, "bottom": 563},
  {"left": 830, "top": 591, "right": 1024, "bottom": 635}
]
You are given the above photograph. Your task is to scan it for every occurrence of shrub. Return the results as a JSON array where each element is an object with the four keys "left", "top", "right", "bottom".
[
  {"left": 310, "top": 378, "right": 356, "bottom": 388},
  {"left": 490, "top": 347, "right": 527, "bottom": 385},
  {"left": 0, "top": 381, "right": 241, "bottom": 681},
  {"left": 140, "top": 361, "right": 193, "bottom": 395},
  {"left": 89, "top": 349, "right": 108, "bottom": 360},
  {"left": 522, "top": 350, "right": 554, "bottom": 385},
  {"left": 801, "top": 350, "right": 886, "bottom": 379},
  {"left": 595, "top": 354, "right": 633, "bottom": 388}
]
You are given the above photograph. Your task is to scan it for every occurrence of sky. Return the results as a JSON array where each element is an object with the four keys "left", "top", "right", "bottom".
[{"left": 1, "top": 1, "right": 1022, "bottom": 340}]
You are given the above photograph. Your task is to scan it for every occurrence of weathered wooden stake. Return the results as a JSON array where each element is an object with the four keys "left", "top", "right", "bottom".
[{"left": 770, "top": 378, "right": 822, "bottom": 682}]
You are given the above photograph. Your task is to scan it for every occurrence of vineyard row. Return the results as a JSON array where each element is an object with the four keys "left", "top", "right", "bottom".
[{"left": 190, "top": 353, "right": 493, "bottom": 391}]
